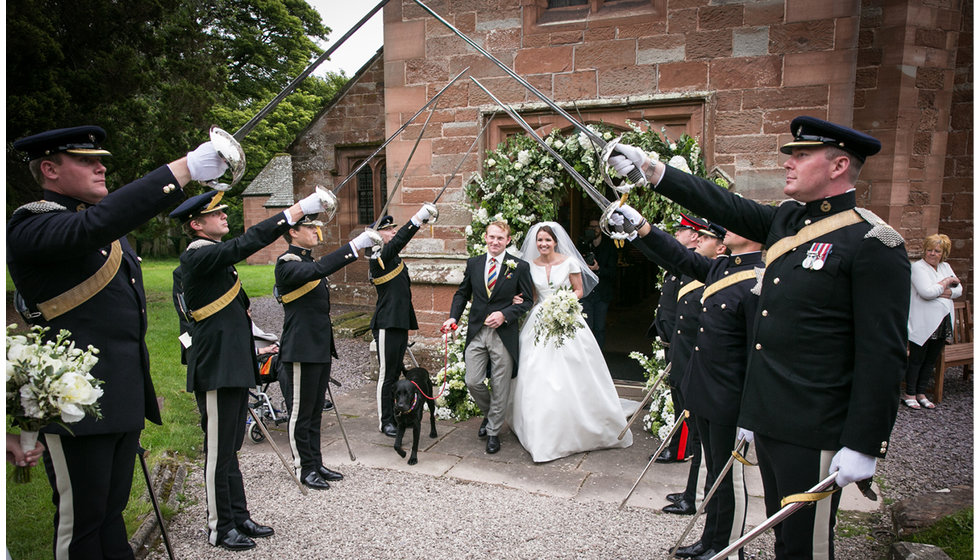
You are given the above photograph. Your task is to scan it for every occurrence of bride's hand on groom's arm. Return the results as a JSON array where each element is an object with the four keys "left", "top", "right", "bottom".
[{"left": 512, "top": 294, "right": 524, "bottom": 305}]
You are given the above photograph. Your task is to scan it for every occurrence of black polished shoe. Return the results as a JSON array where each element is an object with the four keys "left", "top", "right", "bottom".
[
  {"left": 654, "top": 448, "right": 682, "bottom": 463},
  {"left": 216, "top": 528, "right": 256, "bottom": 551},
  {"left": 672, "top": 540, "right": 707, "bottom": 558},
  {"left": 478, "top": 417, "right": 489, "bottom": 439},
  {"left": 318, "top": 465, "right": 344, "bottom": 481},
  {"left": 302, "top": 471, "right": 330, "bottom": 490},
  {"left": 692, "top": 548, "right": 718, "bottom": 560},
  {"left": 486, "top": 435, "right": 500, "bottom": 454},
  {"left": 322, "top": 399, "right": 334, "bottom": 411},
  {"left": 666, "top": 492, "right": 685, "bottom": 503},
  {"left": 662, "top": 498, "right": 696, "bottom": 515},
  {"left": 237, "top": 518, "right": 274, "bottom": 538},
  {"left": 382, "top": 423, "right": 398, "bottom": 438}
]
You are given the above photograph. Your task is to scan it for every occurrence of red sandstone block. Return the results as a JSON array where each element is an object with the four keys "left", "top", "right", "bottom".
[
  {"left": 743, "top": 85, "right": 829, "bottom": 110},
  {"left": 584, "top": 27, "right": 617, "bottom": 42},
  {"left": 386, "top": 85, "right": 428, "bottom": 114},
  {"left": 714, "top": 90, "right": 742, "bottom": 111},
  {"left": 525, "top": 73, "right": 555, "bottom": 99},
  {"left": 763, "top": 109, "right": 824, "bottom": 134},
  {"left": 487, "top": 28, "right": 522, "bottom": 52},
  {"left": 523, "top": 33, "right": 550, "bottom": 49},
  {"left": 616, "top": 22, "right": 667, "bottom": 39},
  {"left": 785, "top": 0, "right": 856, "bottom": 23},
  {"left": 432, "top": 136, "right": 477, "bottom": 155},
  {"left": 386, "top": 20, "right": 426, "bottom": 61},
  {"left": 744, "top": 1, "right": 784, "bottom": 25},
  {"left": 670, "top": 0, "right": 709, "bottom": 9},
  {"left": 714, "top": 111, "right": 763, "bottom": 135},
  {"left": 467, "top": 75, "right": 527, "bottom": 105},
  {"left": 916, "top": 67, "right": 950, "bottom": 90},
  {"left": 658, "top": 61, "right": 708, "bottom": 91},
  {"left": 715, "top": 134, "right": 777, "bottom": 155},
  {"left": 450, "top": 52, "right": 514, "bottom": 79},
  {"left": 554, "top": 70, "right": 597, "bottom": 100},
  {"left": 855, "top": 67, "right": 877, "bottom": 89},
  {"left": 575, "top": 40, "right": 637, "bottom": 70},
  {"left": 768, "top": 20, "right": 835, "bottom": 54},
  {"left": 783, "top": 51, "right": 854, "bottom": 86},
  {"left": 405, "top": 58, "right": 451, "bottom": 85},
  {"left": 709, "top": 56, "right": 781, "bottom": 90},
  {"left": 687, "top": 29, "right": 733, "bottom": 59},
  {"left": 667, "top": 8, "right": 698, "bottom": 34},
  {"left": 598, "top": 64, "right": 657, "bottom": 97},
  {"left": 515, "top": 46, "right": 574, "bottom": 74},
  {"left": 699, "top": 4, "right": 744, "bottom": 30},
  {"left": 551, "top": 30, "right": 585, "bottom": 46}
]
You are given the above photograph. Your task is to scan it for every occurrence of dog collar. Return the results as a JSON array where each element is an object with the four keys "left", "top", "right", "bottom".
[{"left": 395, "top": 393, "right": 419, "bottom": 414}]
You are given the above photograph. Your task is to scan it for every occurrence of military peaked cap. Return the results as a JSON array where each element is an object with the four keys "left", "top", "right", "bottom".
[
  {"left": 676, "top": 212, "right": 708, "bottom": 232},
  {"left": 699, "top": 221, "right": 727, "bottom": 239},
  {"left": 13, "top": 126, "right": 112, "bottom": 160},
  {"left": 781, "top": 116, "right": 882, "bottom": 162},
  {"left": 373, "top": 215, "right": 397, "bottom": 230},
  {"left": 169, "top": 190, "right": 228, "bottom": 222}
]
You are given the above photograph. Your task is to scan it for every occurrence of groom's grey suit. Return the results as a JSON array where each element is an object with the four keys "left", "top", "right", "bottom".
[{"left": 449, "top": 252, "right": 533, "bottom": 436}]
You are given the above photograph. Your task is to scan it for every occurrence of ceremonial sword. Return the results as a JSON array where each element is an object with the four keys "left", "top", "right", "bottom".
[
  {"left": 670, "top": 436, "right": 751, "bottom": 557},
  {"left": 206, "top": 0, "right": 390, "bottom": 191},
  {"left": 619, "top": 410, "right": 690, "bottom": 509},
  {"left": 469, "top": 78, "right": 631, "bottom": 241},
  {"left": 137, "top": 446, "right": 177, "bottom": 560},
  {"left": 246, "top": 407, "right": 309, "bottom": 495},
  {"left": 413, "top": 0, "right": 645, "bottom": 194},
  {"left": 325, "top": 381, "right": 356, "bottom": 462},
  {"left": 619, "top": 362, "right": 671, "bottom": 440}
]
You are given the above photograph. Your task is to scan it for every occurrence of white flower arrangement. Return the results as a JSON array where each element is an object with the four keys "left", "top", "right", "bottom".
[
  {"left": 6, "top": 324, "right": 104, "bottom": 482},
  {"left": 532, "top": 287, "right": 585, "bottom": 348},
  {"left": 504, "top": 259, "right": 518, "bottom": 271},
  {"left": 629, "top": 340, "right": 672, "bottom": 438}
]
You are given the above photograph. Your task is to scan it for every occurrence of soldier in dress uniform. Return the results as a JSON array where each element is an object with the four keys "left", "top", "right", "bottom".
[
  {"left": 7, "top": 125, "right": 227, "bottom": 559},
  {"left": 628, "top": 215, "right": 727, "bottom": 518},
  {"left": 170, "top": 186, "right": 356, "bottom": 551},
  {"left": 370, "top": 204, "right": 437, "bottom": 437},
  {"left": 620, "top": 205, "right": 764, "bottom": 559},
  {"left": 610, "top": 116, "right": 910, "bottom": 559},
  {"left": 275, "top": 215, "right": 373, "bottom": 490},
  {"left": 648, "top": 212, "right": 706, "bottom": 465}
]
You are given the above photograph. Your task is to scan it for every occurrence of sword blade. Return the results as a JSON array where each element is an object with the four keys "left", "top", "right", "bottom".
[
  {"left": 708, "top": 472, "right": 839, "bottom": 560},
  {"left": 618, "top": 362, "right": 671, "bottom": 440},
  {"left": 620, "top": 409, "right": 690, "bottom": 509},
  {"left": 372, "top": 94, "right": 443, "bottom": 222},
  {"left": 469, "top": 77, "right": 610, "bottom": 210},
  {"left": 137, "top": 446, "right": 177, "bottom": 560},
  {"left": 671, "top": 436, "right": 748, "bottom": 556},
  {"left": 432, "top": 114, "right": 495, "bottom": 204},
  {"left": 247, "top": 407, "right": 309, "bottom": 494},
  {"left": 235, "top": 0, "right": 390, "bottom": 140},
  {"left": 326, "top": 382, "right": 356, "bottom": 461},
  {"left": 332, "top": 67, "right": 469, "bottom": 194},
  {"left": 414, "top": 0, "right": 605, "bottom": 147}
]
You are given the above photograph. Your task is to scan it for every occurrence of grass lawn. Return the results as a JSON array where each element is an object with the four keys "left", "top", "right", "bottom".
[{"left": 6, "top": 258, "right": 275, "bottom": 560}]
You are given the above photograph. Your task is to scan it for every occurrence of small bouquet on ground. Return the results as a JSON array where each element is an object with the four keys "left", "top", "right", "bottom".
[
  {"left": 532, "top": 287, "right": 586, "bottom": 348},
  {"left": 6, "top": 324, "right": 104, "bottom": 482}
]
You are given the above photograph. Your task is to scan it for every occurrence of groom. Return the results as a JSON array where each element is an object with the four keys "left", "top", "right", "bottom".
[{"left": 443, "top": 221, "right": 533, "bottom": 454}]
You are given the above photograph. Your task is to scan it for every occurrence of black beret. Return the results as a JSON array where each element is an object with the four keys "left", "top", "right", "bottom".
[
  {"left": 13, "top": 126, "right": 112, "bottom": 160},
  {"left": 780, "top": 116, "right": 882, "bottom": 162},
  {"left": 168, "top": 190, "right": 228, "bottom": 222},
  {"left": 373, "top": 215, "right": 397, "bottom": 230}
]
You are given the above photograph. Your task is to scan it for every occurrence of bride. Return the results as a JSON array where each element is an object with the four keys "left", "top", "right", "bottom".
[{"left": 508, "top": 222, "right": 633, "bottom": 462}]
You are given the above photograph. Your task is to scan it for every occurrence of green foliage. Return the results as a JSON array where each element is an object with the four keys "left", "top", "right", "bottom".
[
  {"left": 6, "top": 0, "right": 348, "bottom": 254},
  {"left": 905, "top": 507, "right": 973, "bottom": 560},
  {"left": 628, "top": 340, "right": 672, "bottom": 437}
]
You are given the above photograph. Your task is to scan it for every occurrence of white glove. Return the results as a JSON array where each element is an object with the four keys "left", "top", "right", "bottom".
[
  {"left": 736, "top": 427, "right": 754, "bottom": 444},
  {"left": 298, "top": 186, "right": 333, "bottom": 216},
  {"left": 829, "top": 447, "right": 877, "bottom": 487},
  {"left": 186, "top": 141, "right": 229, "bottom": 182},
  {"left": 607, "top": 212, "right": 636, "bottom": 242},
  {"left": 607, "top": 211, "right": 625, "bottom": 228},
  {"left": 350, "top": 231, "right": 376, "bottom": 251},
  {"left": 412, "top": 203, "right": 438, "bottom": 226},
  {"left": 608, "top": 143, "right": 649, "bottom": 179},
  {"left": 618, "top": 204, "right": 646, "bottom": 228}
]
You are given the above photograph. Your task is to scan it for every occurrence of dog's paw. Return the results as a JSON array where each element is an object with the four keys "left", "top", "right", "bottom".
[
  {"left": 394, "top": 447, "right": 406, "bottom": 458},
  {"left": 408, "top": 457, "right": 418, "bottom": 466},
  {"left": 429, "top": 430, "right": 438, "bottom": 438}
]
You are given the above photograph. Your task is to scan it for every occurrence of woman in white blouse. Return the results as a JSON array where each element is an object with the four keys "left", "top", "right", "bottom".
[{"left": 905, "top": 234, "right": 962, "bottom": 409}]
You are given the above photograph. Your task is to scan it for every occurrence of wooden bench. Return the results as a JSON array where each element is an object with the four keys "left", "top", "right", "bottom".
[{"left": 933, "top": 300, "right": 973, "bottom": 403}]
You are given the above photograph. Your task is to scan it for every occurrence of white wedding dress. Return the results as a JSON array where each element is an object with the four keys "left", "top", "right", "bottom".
[{"left": 508, "top": 258, "right": 633, "bottom": 462}]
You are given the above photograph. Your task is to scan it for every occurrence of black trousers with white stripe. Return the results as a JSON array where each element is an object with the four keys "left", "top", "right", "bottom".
[
  {"left": 755, "top": 434, "right": 841, "bottom": 560},
  {"left": 195, "top": 388, "right": 251, "bottom": 544},
  {"left": 284, "top": 361, "right": 331, "bottom": 478},
  {"left": 374, "top": 327, "right": 408, "bottom": 430},
  {"left": 41, "top": 430, "right": 140, "bottom": 560},
  {"left": 695, "top": 417, "right": 747, "bottom": 558}
]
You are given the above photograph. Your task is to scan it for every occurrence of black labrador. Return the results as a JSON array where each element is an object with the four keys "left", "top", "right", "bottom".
[{"left": 392, "top": 367, "right": 438, "bottom": 465}]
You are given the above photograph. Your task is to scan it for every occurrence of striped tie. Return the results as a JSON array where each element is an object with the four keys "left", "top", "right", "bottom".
[{"left": 487, "top": 257, "right": 497, "bottom": 295}]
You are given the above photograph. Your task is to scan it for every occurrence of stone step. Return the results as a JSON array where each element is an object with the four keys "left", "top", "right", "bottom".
[{"left": 333, "top": 311, "right": 372, "bottom": 339}]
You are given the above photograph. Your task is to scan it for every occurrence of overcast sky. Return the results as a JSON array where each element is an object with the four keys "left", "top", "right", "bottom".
[{"left": 306, "top": 1, "right": 385, "bottom": 77}]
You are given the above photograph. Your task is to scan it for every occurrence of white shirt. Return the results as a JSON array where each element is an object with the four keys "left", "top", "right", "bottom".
[{"left": 908, "top": 259, "right": 962, "bottom": 346}]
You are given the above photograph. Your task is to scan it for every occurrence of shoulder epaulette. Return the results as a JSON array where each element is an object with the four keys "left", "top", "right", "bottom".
[
  {"left": 186, "top": 239, "right": 213, "bottom": 251},
  {"left": 854, "top": 207, "right": 905, "bottom": 248},
  {"left": 278, "top": 253, "right": 301, "bottom": 262},
  {"left": 14, "top": 201, "right": 67, "bottom": 215}
]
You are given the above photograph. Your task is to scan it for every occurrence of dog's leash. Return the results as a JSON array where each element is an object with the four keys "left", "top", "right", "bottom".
[{"left": 407, "top": 324, "right": 457, "bottom": 400}]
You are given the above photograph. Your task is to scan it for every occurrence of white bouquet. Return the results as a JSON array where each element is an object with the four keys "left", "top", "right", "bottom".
[
  {"left": 6, "top": 325, "right": 104, "bottom": 482},
  {"left": 532, "top": 287, "right": 585, "bottom": 348}
]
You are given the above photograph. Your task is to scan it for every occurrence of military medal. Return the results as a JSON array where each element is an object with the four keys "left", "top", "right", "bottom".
[{"left": 803, "top": 243, "right": 832, "bottom": 270}]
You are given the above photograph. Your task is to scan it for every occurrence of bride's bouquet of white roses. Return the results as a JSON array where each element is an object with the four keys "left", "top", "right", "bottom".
[
  {"left": 532, "top": 287, "right": 586, "bottom": 348},
  {"left": 6, "top": 324, "right": 104, "bottom": 482}
]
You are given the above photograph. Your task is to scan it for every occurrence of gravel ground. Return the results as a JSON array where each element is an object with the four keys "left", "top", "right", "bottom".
[{"left": 147, "top": 299, "right": 973, "bottom": 559}]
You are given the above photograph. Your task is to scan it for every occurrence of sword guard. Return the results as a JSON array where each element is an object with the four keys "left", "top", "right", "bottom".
[{"left": 600, "top": 136, "right": 648, "bottom": 195}]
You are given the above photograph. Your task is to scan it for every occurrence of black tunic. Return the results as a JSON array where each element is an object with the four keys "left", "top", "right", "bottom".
[{"left": 369, "top": 221, "right": 420, "bottom": 331}]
